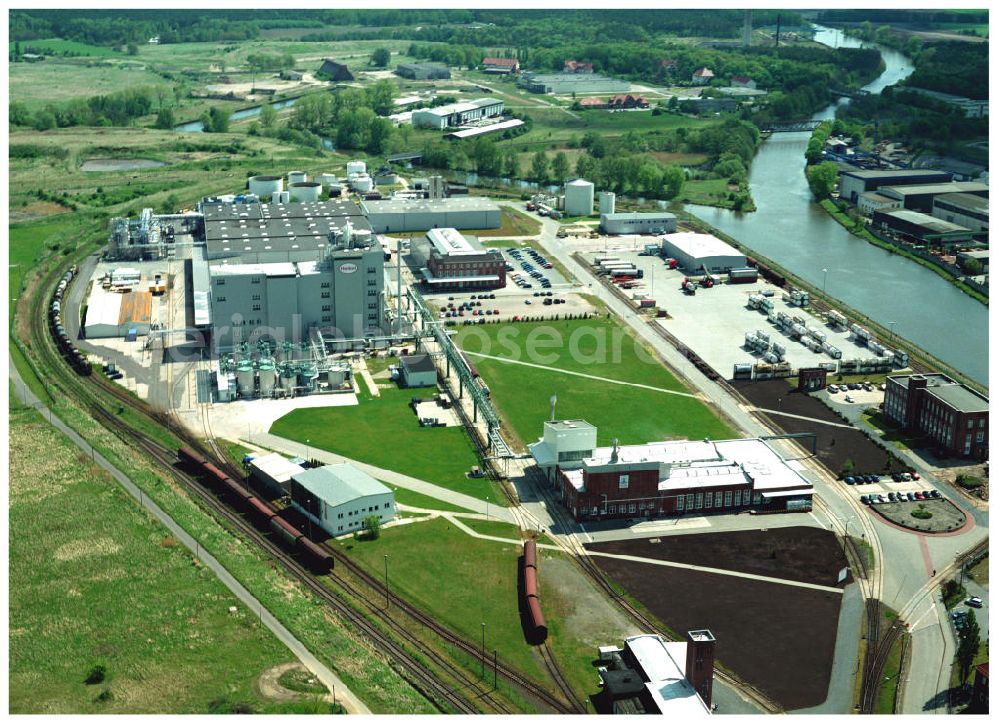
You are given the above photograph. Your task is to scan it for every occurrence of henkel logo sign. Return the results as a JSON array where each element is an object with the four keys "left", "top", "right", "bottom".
[{"left": 338, "top": 263, "right": 358, "bottom": 274}]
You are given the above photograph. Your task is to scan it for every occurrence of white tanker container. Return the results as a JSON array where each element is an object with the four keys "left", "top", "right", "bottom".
[
  {"left": 249, "top": 175, "right": 284, "bottom": 198},
  {"left": 894, "top": 351, "right": 909, "bottom": 367},
  {"left": 791, "top": 323, "right": 808, "bottom": 338},
  {"left": 807, "top": 326, "right": 827, "bottom": 342},
  {"left": 748, "top": 294, "right": 764, "bottom": 309},
  {"left": 764, "top": 352, "right": 779, "bottom": 363},
  {"left": 771, "top": 342, "right": 786, "bottom": 356},
  {"left": 827, "top": 310, "right": 848, "bottom": 327},
  {"left": 755, "top": 330, "right": 770, "bottom": 343}
]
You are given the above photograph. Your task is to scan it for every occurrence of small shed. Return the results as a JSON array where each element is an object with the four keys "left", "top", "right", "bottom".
[
  {"left": 317, "top": 59, "right": 354, "bottom": 82},
  {"left": 399, "top": 354, "right": 437, "bottom": 388},
  {"left": 798, "top": 367, "right": 828, "bottom": 392},
  {"left": 249, "top": 452, "right": 305, "bottom": 495}
]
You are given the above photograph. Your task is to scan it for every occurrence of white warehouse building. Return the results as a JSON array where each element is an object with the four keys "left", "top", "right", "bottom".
[
  {"left": 660, "top": 232, "right": 746, "bottom": 273},
  {"left": 290, "top": 463, "right": 396, "bottom": 537},
  {"left": 411, "top": 98, "right": 504, "bottom": 130},
  {"left": 600, "top": 212, "right": 677, "bottom": 235},
  {"left": 564, "top": 179, "right": 595, "bottom": 216}
]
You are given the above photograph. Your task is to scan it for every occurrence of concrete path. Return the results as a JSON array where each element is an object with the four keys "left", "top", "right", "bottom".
[
  {"left": 355, "top": 359, "right": 380, "bottom": 398},
  {"left": 753, "top": 407, "right": 859, "bottom": 430},
  {"left": 586, "top": 549, "right": 846, "bottom": 594},
  {"left": 247, "top": 431, "right": 517, "bottom": 523},
  {"left": 8, "top": 356, "right": 371, "bottom": 715},
  {"left": 463, "top": 350, "right": 703, "bottom": 399}
]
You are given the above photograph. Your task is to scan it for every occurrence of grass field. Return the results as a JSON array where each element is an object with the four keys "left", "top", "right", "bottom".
[
  {"left": 11, "top": 38, "right": 125, "bottom": 57},
  {"left": 454, "top": 318, "right": 735, "bottom": 447},
  {"left": 680, "top": 178, "right": 738, "bottom": 207},
  {"left": 967, "top": 555, "right": 988, "bottom": 586},
  {"left": 270, "top": 384, "right": 506, "bottom": 502},
  {"left": 9, "top": 60, "right": 168, "bottom": 110},
  {"left": 8, "top": 215, "right": 78, "bottom": 309},
  {"left": 8, "top": 408, "right": 309, "bottom": 714},
  {"left": 390, "top": 485, "right": 473, "bottom": 513}
]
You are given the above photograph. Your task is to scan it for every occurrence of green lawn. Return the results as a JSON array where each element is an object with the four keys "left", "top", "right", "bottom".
[
  {"left": 334, "top": 518, "right": 550, "bottom": 688},
  {"left": 680, "top": 178, "right": 736, "bottom": 207},
  {"left": 8, "top": 408, "right": 305, "bottom": 714},
  {"left": 458, "top": 517, "right": 523, "bottom": 540},
  {"left": 8, "top": 215, "right": 78, "bottom": 309},
  {"left": 270, "top": 384, "right": 506, "bottom": 502},
  {"left": 391, "top": 485, "right": 473, "bottom": 514},
  {"left": 8, "top": 60, "right": 168, "bottom": 110},
  {"left": 11, "top": 38, "right": 125, "bottom": 57},
  {"left": 454, "top": 318, "right": 736, "bottom": 447}
]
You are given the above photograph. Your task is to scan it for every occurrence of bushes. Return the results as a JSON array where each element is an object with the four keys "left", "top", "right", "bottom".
[
  {"left": 84, "top": 664, "right": 106, "bottom": 685},
  {"left": 956, "top": 474, "right": 984, "bottom": 489}
]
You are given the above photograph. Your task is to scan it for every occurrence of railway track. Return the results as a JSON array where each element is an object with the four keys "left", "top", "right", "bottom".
[{"left": 538, "top": 643, "right": 588, "bottom": 714}]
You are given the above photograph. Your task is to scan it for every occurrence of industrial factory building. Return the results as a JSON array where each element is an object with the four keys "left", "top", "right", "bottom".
[
  {"left": 932, "top": 193, "right": 989, "bottom": 235},
  {"left": 871, "top": 209, "right": 974, "bottom": 247},
  {"left": 201, "top": 198, "right": 372, "bottom": 264},
  {"left": 395, "top": 63, "right": 451, "bottom": 80},
  {"left": 360, "top": 197, "right": 501, "bottom": 233},
  {"left": 838, "top": 169, "right": 953, "bottom": 203},
  {"left": 876, "top": 181, "right": 989, "bottom": 213},
  {"left": 518, "top": 72, "right": 630, "bottom": 95},
  {"left": 208, "top": 228, "right": 385, "bottom": 350},
  {"left": 290, "top": 463, "right": 396, "bottom": 536},
  {"left": 414, "top": 227, "right": 506, "bottom": 291},
  {"left": 83, "top": 287, "right": 154, "bottom": 339},
  {"left": 399, "top": 354, "right": 438, "bottom": 388},
  {"left": 857, "top": 192, "right": 901, "bottom": 217},
  {"left": 529, "top": 420, "right": 815, "bottom": 522},
  {"left": 249, "top": 452, "right": 305, "bottom": 495},
  {"left": 411, "top": 98, "right": 504, "bottom": 129},
  {"left": 600, "top": 212, "right": 677, "bottom": 235},
  {"left": 596, "top": 632, "right": 715, "bottom": 715},
  {"left": 883, "top": 373, "right": 988, "bottom": 460},
  {"left": 660, "top": 232, "right": 746, "bottom": 272},
  {"left": 317, "top": 59, "right": 354, "bottom": 82}
]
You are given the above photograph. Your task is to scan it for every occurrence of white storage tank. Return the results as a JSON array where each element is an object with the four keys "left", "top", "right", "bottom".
[
  {"left": 249, "top": 175, "right": 284, "bottom": 198},
  {"left": 279, "top": 364, "right": 298, "bottom": 394},
  {"left": 347, "top": 160, "right": 367, "bottom": 176},
  {"left": 318, "top": 173, "right": 339, "bottom": 187},
  {"left": 289, "top": 181, "right": 322, "bottom": 202},
  {"left": 352, "top": 175, "right": 373, "bottom": 193},
  {"left": 236, "top": 362, "right": 255, "bottom": 398},
  {"left": 564, "top": 178, "right": 595, "bottom": 216},
  {"left": 599, "top": 191, "right": 616, "bottom": 215},
  {"left": 324, "top": 366, "right": 347, "bottom": 388},
  {"left": 258, "top": 360, "right": 276, "bottom": 398},
  {"left": 288, "top": 170, "right": 307, "bottom": 185}
]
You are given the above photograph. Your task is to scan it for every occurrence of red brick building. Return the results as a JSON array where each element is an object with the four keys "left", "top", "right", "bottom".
[
  {"left": 883, "top": 373, "right": 988, "bottom": 460},
  {"left": 529, "top": 420, "right": 815, "bottom": 522},
  {"left": 418, "top": 227, "right": 506, "bottom": 291}
]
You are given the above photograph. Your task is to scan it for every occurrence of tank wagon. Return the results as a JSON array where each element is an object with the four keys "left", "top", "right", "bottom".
[
  {"left": 522, "top": 540, "right": 548, "bottom": 643},
  {"left": 177, "top": 446, "right": 333, "bottom": 573},
  {"left": 49, "top": 265, "right": 91, "bottom": 376}
]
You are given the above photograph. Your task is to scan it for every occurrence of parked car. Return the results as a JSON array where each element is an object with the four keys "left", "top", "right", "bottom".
[
  {"left": 860, "top": 495, "right": 870, "bottom": 504},
  {"left": 845, "top": 476, "right": 856, "bottom": 485},
  {"left": 828, "top": 385, "right": 839, "bottom": 394},
  {"left": 920, "top": 490, "right": 931, "bottom": 499},
  {"left": 901, "top": 472, "right": 912, "bottom": 482},
  {"left": 845, "top": 395, "right": 854, "bottom": 403},
  {"left": 930, "top": 489, "right": 941, "bottom": 498},
  {"left": 915, "top": 492, "right": 925, "bottom": 500},
  {"left": 910, "top": 472, "right": 921, "bottom": 481},
  {"left": 966, "top": 596, "right": 983, "bottom": 608},
  {"left": 888, "top": 492, "right": 897, "bottom": 502},
  {"left": 896, "top": 491, "right": 906, "bottom": 501},
  {"left": 891, "top": 472, "right": 902, "bottom": 482},
  {"left": 839, "top": 384, "right": 849, "bottom": 392}
]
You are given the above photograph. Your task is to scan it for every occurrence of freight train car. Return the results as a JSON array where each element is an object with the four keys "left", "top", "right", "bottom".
[
  {"left": 49, "top": 266, "right": 91, "bottom": 376},
  {"left": 522, "top": 540, "right": 547, "bottom": 642}
]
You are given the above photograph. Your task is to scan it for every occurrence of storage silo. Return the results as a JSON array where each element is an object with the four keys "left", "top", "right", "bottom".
[
  {"left": 346, "top": 160, "right": 367, "bottom": 176},
  {"left": 299, "top": 362, "right": 318, "bottom": 392},
  {"left": 599, "top": 191, "right": 616, "bottom": 215},
  {"left": 289, "top": 181, "right": 322, "bottom": 202},
  {"left": 279, "top": 363, "right": 298, "bottom": 394},
  {"left": 324, "top": 365, "right": 347, "bottom": 388},
  {"left": 288, "top": 170, "right": 307, "bottom": 185},
  {"left": 236, "top": 361, "right": 255, "bottom": 398},
  {"left": 258, "top": 360, "right": 276, "bottom": 398},
  {"left": 564, "top": 179, "right": 595, "bottom": 216},
  {"left": 319, "top": 173, "right": 339, "bottom": 187},
  {"left": 249, "top": 175, "right": 284, "bottom": 198},
  {"left": 352, "top": 175, "right": 373, "bottom": 193}
]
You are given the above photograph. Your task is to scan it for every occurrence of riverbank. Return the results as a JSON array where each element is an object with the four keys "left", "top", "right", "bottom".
[
  {"left": 675, "top": 207, "right": 987, "bottom": 396},
  {"left": 818, "top": 199, "right": 988, "bottom": 306}
]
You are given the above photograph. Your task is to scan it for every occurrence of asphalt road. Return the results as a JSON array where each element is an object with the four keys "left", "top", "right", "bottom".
[
  {"left": 517, "top": 205, "right": 988, "bottom": 714},
  {"left": 8, "top": 355, "right": 371, "bottom": 715}
]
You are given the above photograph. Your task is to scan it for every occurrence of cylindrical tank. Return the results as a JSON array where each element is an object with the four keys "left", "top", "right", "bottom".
[
  {"left": 289, "top": 181, "right": 322, "bottom": 202},
  {"left": 249, "top": 175, "right": 283, "bottom": 198},
  {"left": 280, "top": 364, "right": 298, "bottom": 393},
  {"left": 352, "top": 175, "right": 373, "bottom": 193},
  {"left": 237, "top": 362, "right": 255, "bottom": 397},
  {"left": 346, "top": 160, "right": 367, "bottom": 176},
  {"left": 318, "top": 173, "right": 339, "bottom": 187},
  {"left": 258, "top": 361, "right": 276, "bottom": 398},
  {"left": 287, "top": 170, "right": 307, "bottom": 185},
  {"left": 325, "top": 367, "right": 347, "bottom": 387},
  {"left": 564, "top": 178, "right": 594, "bottom": 216},
  {"left": 327, "top": 183, "right": 342, "bottom": 198},
  {"left": 599, "top": 191, "right": 616, "bottom": 215},
  {"left": 299, "top": 363, "right": 318, "bottom": 391}
]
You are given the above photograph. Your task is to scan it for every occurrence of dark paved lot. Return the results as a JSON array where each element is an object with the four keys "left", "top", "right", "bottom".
[
  {"left": 589, "top": 526, "right": 849, "bottom": 587},
  {"left": 587, "top": 526, "right": 847, "bottom": 710},
  {"left": 730, "top": 379, "right": 908, "bottom": 477}
]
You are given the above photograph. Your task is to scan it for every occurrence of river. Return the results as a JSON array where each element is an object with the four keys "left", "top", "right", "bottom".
[{"left": 687, "top": 25, "right": 988, "bottom": 387}]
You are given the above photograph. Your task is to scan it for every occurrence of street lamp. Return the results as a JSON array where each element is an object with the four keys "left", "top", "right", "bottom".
[
  {"left": 822, "top": 268, "right": 829, "bottom": 295},
  {"left": 486, "top": 496, "right": 490, "bottom": 522},
  {"left": 306, "top": 438, "right": 311, "bottom": 463}
]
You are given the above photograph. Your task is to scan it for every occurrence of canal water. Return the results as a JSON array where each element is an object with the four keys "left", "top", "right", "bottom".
[
  {"left": 687, "top": 25, "right": 988, "bottom": 386},
  {"left": 174, "top": 97, "right": 300, "bottom": 133}
]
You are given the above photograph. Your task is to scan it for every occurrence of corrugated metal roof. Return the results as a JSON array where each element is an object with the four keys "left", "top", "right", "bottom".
[
  {"left": 292, "top": 463, "right": 392, "bottom": 506},
  {"left": 118, "top": 291, "right": 152, "bottom": 326}
]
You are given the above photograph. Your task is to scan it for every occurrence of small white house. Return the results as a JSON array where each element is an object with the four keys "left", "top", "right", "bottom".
[
  {"left": 692, "top": 67, "right": 715, "bottom": 85},
  {"left": 290, "top": 463, "right": 396, "bottom": 537}
]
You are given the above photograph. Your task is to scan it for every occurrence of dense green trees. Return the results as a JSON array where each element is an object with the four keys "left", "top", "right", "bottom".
[
  {"left": 201, "top": 106, "right": 230, "bottom": 133},
  {"left": 258, "top": 102, "right": 277, "bottom": 129},
  {"left": 370, "top": 47, "right": 391, "bottom": 67},
  {"left": 956, "top": 610, "right": 981, "bottom": 684},
  {"left": 154, "top": 107, "right": 175, "bottom": 129},
  {"left": 904, "top": 42, "right": 988, "bottom": 100},
  {"left": 246, "top": 52, "right": 295, "bottom": 71},
  {"left": 550, "top": 151, "right": 569, "bottom": 183},
  {"left": 806, "top": 162, "right": 839, "bottom": 200}
]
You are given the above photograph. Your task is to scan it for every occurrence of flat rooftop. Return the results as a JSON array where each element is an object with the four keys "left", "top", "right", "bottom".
[
  {"left": 416, "top": 97, "right": 501, "bottom": 116},
  {"left": 250, "top": 452, "right": 305, "bottom": 483},
  {"left": 661, "top": 232, "right": 742, "bottom": 259},
  {"left": 426, "top": 227, "right": 484, "bottom": 256},
  {"left": 602, "top": 212, "right": 677, "bottom": 221},
  {"left": 879, "top": 209, "right": 972, "bottom": 235},
  {"left": 842, "top": 169, "right": 951, "bottom": 180},
  {"left": 934, "top": 192, "right": 989, "bottom": 215},
  {"left": 361, "top": 196, "right": 501, "bottom": 215},
  {"left": 448, "top": 119, "right": 525, "bottom": 139},
  {"left": 201, "top": 199, "right": 364, "bottom": 221},
  {"left": 891, "top": 373, "right": 989, "bottom": 413},
  {"left": 878, "top": 182, "right": 989, "bottom": 198},
  {"left": 623, "top": 635, "right": 709, "bottom": 716},
  {"left": 210, "top": 261, "right": 320, "bottom": 278}
]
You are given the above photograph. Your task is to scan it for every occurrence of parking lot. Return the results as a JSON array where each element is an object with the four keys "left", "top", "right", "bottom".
[
  {"left": 498, "top": 243, "right": 573, "bottom": 290},
  {"left": 422, "top": 289, "right": 598, "bottom": 325}
]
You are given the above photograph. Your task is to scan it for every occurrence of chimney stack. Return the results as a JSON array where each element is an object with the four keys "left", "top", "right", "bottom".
[{"left": 685, "top": 629, "right": 716, "bottom": 709}]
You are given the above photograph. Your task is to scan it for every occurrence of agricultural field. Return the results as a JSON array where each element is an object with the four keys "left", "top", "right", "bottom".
[
  {"left": 270, "top": 384, "right": 506, "bottom": 503},
  {"left": 8, "top": 408, "right": 318, "bottom": 714},
  {"left": 679, "top": 177, "right": 741, "bottom": 208},
  {"left": 454, "top": 317, "right": 736, "bottom": 448},
  {"left": 9, "top": 60, "right": 168, "bottom": 110},
  {"left": 10, "top": 38, "right": 125, "bottom": 56}
]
